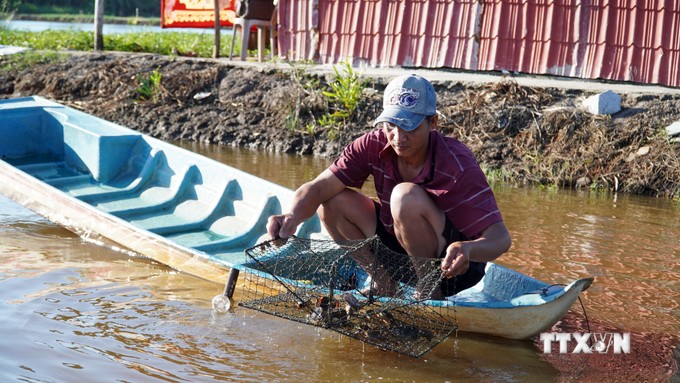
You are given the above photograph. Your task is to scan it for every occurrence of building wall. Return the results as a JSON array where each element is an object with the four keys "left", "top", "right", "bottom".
[{"left": 276, "top": 0, "right": 680, "bottom": 88}]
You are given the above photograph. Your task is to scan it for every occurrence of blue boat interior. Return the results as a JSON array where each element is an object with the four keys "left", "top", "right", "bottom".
[{"left": 0, "top": 96, "right": 323, "bottom": 267}]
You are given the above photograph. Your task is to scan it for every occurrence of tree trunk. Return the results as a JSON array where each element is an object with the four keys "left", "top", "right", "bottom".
[
  {"left": 212, "top": 0, "right": 221, "bottom": 58},
  {"left": 94, "top": 0, "right": 104, "bottom": 51}
]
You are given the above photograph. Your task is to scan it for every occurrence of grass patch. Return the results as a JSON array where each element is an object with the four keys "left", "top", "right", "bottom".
[
  {"left": 0, "top": 50, "right": 66, "bottom": 73},
  {"left": 0, "top": 28, "right": 236, "bottom": 58},
  {"left": 322, "top": 61, "right": 365, "bottom": 122},
  {"left": 483, "top": 167, "right": 514, "bottom": 186},
  {"left": 0, "top": 28, "right": 93, "bottom": 50}
]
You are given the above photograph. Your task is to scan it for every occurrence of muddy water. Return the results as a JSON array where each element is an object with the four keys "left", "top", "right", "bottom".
[{"left": 1, "top": 143, "right": 678, "bottom": 382}]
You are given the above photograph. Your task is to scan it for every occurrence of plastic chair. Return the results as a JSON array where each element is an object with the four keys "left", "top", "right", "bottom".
[{"left": 229, "top": 17, "right": 275, "bottom": 62}]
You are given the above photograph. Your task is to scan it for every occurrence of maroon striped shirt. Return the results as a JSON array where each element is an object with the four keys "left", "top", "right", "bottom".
[{"left": 328, "top": 129, "right": 503, "bottom": 239}]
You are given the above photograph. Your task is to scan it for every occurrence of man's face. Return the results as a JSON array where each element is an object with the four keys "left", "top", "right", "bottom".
[{"left": 382, "top": 117, "right": 433, "bottom": 158}]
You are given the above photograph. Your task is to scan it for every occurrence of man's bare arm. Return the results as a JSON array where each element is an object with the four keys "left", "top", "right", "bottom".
[{"left": 267, "top": 169, "right": 347, "bottom": 238}]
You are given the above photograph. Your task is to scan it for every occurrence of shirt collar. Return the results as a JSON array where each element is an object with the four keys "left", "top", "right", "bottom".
[{"left": 378, "top": 130, "right": 437, "bottom": 185}]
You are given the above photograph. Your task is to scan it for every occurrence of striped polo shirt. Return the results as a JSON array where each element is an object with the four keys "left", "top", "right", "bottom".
[{"left": 328, "top": 129, "right": 503, "bottom": 239}]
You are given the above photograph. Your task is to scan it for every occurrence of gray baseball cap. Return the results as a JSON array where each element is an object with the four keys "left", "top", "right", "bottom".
[{"left": 373, "top": 74, "right": 437, "bottom": 131}]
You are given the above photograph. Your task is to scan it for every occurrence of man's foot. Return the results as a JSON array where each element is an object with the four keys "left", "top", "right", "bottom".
[
  {"left": 410, "top": 272, "right": 446, "bottom": 300},
  {"left": 412, "top": 288, "right": 444, "bottom": 301},
  {"left": 359, "top": 281, "right": 401, "bottom": 298}
]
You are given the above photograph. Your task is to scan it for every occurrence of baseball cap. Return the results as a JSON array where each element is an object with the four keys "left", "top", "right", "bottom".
[{"left": 373, "top": 74, "right": 437, "bottom": 131}]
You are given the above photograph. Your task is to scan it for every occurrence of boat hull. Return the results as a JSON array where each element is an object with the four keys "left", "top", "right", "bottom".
[
  {"left": 0, "top": 158, "right": 233, "bottom": 284},
  {"left": 438, "top": 276, "right": 592, "bottom": 338}
]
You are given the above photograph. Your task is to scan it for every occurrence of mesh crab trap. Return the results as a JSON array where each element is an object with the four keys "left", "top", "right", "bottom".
[{"left": 233, "top": 235, "right": 457, "bottom": 358}]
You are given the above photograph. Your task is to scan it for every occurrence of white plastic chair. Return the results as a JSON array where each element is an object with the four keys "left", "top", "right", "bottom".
[{"left": 228, "top": 15, "right": 275, "bottom": 62}]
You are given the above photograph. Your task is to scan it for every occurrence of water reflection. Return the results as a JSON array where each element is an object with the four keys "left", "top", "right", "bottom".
[
  {"left": 495, "top": 187, "right": 680, "bottom": 336},
  {"left": 0, "top": 228, "right": 557, "bottom": 382},
  {"left": 174, "top": 142, "right": 334, "bottom": 191}
]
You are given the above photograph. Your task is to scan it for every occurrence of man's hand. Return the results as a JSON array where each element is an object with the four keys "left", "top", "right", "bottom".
[
  {"left": 441, "top": 242, "right": 471, "bottom": 278},
  {"left": 440, "top": 221, "right": 512, "bottom": 278},
  {"left": 266, "top": 213, "right": 298, "bottom": 239}
]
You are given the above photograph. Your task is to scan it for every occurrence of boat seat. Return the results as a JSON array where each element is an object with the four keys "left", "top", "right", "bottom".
[
  {"left": 128, "top": 178, "right": 239, "bottom": 236},
  {"left": 98, "top": 165, "right": 201, "bottom": 217},
  {"left": 16, "top": 161, "right": 90, "bottom": 183},
  {"left": 62, "top": 125, "right": 141, "bottom": 184},
  {"left": 69, "top": 149, "right": 166, "bottom": 203},
  {"left": 189, "top": 194, "right": 279, "bottom": 252}
]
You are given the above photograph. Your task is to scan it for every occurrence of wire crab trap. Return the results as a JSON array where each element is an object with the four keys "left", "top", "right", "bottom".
[{"left": 232, "top": 235, "right": 457, "bottom": 358}]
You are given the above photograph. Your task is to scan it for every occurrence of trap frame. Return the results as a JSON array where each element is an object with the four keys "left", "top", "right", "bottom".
[{"left": 233, "top": 235, "right": 457, "bottom": 358}]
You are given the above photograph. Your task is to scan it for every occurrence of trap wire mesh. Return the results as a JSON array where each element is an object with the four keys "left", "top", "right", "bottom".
[{"left": 237, "top": 235, "right": 457, "bottom": 358}]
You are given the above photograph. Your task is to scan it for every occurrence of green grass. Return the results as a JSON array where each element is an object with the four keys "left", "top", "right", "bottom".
[
  {"left": 0, "top": 28, "right": 94, "bottom": 50},
  {"left": 483, "top": 168, "right": 514, "bottom": 186},
  {"left": 0, "top": 50, "right": 67, "bottom": 73},
  {"left": 0, "top": 27, "right": 237, "bottom": 58}
]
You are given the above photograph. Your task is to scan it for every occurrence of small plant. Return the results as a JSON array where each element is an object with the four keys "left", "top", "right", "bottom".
[
  {"left": 288, "top": 59, "right": 320, "bottom": 94},
  {"left": 483, "top": 167, "right": 512, "bottom": 185},
  {"left": 317, "top": 114, "right": 335, "bottom": 128},
  {"left": 136, "top": 68, "right": 162, "bottom": 103},
  {"left": 323, "top": 61, "right": 364, "bottom": 113},
  {"left": 326, "top": 127, "right": 337, "bottom": 141},
  {"left": 284, "top": 106, "right": 298, "bottom": 131},
  {"left": 304, "top": 123, "right": 316, "bottom": 137},
  {"left": 319, "top": 61, "right": 366, "bottom": 128}
]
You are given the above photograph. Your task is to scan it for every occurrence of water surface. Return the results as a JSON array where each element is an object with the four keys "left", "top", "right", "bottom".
[{"left": 1, "top": 143, "right": 678, "bottom": 382}]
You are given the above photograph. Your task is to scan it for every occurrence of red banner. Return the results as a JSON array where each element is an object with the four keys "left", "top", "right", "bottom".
[{"left": 161, "top": 0, "right": 236, "bottom": 28}]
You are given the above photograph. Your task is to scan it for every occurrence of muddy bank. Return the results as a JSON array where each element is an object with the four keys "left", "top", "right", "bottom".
[{"left": 2, "top": 52, "right": 680, "bottom": 198}]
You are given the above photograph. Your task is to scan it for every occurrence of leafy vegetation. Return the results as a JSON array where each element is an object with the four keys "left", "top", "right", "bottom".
[
  {"left": 0, "top": 28, "right": 94, "bottom": 50},
  {"left": 282, "top": 60, "right": 322, "bottom": 136},
  {"left": 317, "top": 62, "right": 366, "bottom": 136},
  {"left": 321, "top": 62, "right": 365, "bottom": 122},
  {"left": 136, "top": 68, "right": 162, "bottom": 103},
  {"left": 1, "top": 0, "right": 21, "bottom": 15},
  {"left": 0, "top": 28, "right": 237, "bottom": 58},
  {"left": 0, "top": 49, "right": 66, "bottom": 73}
]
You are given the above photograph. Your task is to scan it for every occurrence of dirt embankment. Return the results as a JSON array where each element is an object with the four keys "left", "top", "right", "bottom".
[{"left": 2, "top": 52, "right": 680, "bottom": 198}]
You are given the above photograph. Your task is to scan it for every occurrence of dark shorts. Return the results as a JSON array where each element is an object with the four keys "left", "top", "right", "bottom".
[{"left": 373, "top": 201, "right": 486, "bottom": 296}]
